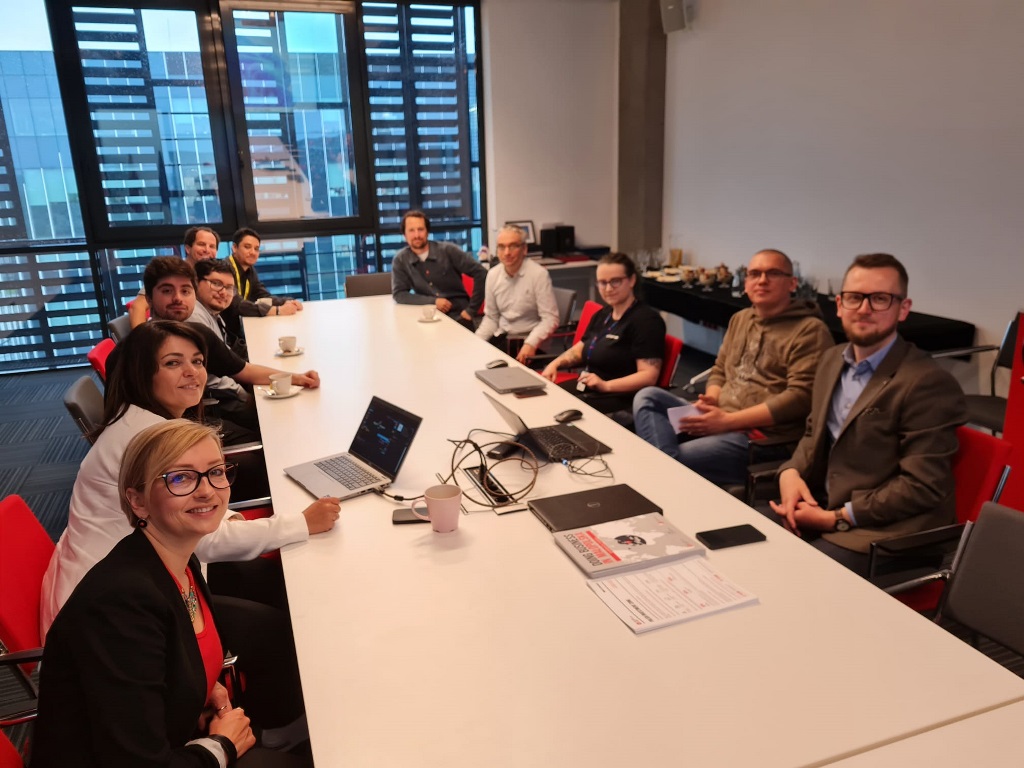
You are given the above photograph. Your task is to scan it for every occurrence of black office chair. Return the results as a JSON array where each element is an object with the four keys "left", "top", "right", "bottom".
[
  {"left": 930, "top": 314, "right": 1019, "bottom": 435},
  {"left": 887, "top": 502, "right": 1024, "bottom": 660},
  {"left": 62, "top": 375, "right": 104, "bottom": 444},
  {"left": 107, "top": 314, "right": 132, "bottom": 343},
  {"left": 344, "top": 272, "right": 392, "bottom": 298}
]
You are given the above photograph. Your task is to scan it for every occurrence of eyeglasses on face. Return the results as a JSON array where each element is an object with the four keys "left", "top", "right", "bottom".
[
  {"left": 838, "top": 291, "right": 903, "bottom": 311},
  {"left": 203, "top": 278, "right": 235, "bottom": 293},
  {"left": 495, "top": 242, "right": 525, "bottom": 253},
  {"left": 746, "top": 269, "right": 793, "bottom": 281},
  {"left": 596, "top": 276, "right": 628, "bottom": 290},
  {"left": 159, "top": 463, "right": 237, "bottom": 496}
]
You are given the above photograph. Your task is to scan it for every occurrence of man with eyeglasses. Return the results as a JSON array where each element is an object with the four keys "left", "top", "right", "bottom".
[
  {"left": 771, "top": 253, "right": 966, "bottom": 576},
  {"left": 634, "top": 249, "right": 833, "bottom": 487},
  {"left": 475, "top": 224, "right": 559, "bottom": 363}
]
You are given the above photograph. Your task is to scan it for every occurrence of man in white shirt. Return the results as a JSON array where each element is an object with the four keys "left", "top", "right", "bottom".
[
  {"left": 190, "top": 259, "right": 249, "bottom": 403},
  {"left": 475, "top": 224, "right": 559, "bottom": 363}
]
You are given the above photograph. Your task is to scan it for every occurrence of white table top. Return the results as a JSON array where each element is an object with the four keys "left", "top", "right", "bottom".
[
  {"left": 826, "top": 699, "right": 1024, "bottom": 767},
  {"left": 246, "top": 297, "right": 1024, "bottom": 768}
]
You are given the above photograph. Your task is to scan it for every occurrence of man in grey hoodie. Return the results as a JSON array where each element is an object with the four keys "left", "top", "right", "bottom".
[{"left": 633, "top": 249, "right": 834, "bottom": 486}]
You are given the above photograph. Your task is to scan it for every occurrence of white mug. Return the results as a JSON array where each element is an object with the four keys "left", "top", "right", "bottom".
[
  {"left": 269, "top": 372, "right": 291, "bottom": 396},
  {"left": 421, "top": 305, "right": 437, "bottom": 321},
  {"left": 411, "top": 484, "right": 462, "bottom": 533},
  {"left": 278, "top": 335, "right": 297, "bottom": 353}
]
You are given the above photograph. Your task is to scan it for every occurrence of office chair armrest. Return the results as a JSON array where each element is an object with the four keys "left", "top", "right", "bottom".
[
  {"left": 867, "top": 524, "right": 963, "bottom": 579},
  {"left": 882, "top": 569, "right": 952, "bottom": 596},
  {"left": 223, "top": 441, "right": 264, "bottom": 456},
  {"left": 872, "top": 523, "right": 964, "bottom": 556},
  {"left": 0, "top": 648, "right": 43, "bottom": 666},
  {"left": 928, "top": 344, "right": 999, "bottom": 360}
]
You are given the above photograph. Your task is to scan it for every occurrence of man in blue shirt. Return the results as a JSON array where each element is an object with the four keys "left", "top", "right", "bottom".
[
  {"left": 390, "top": 210, "right": 487, "bottom": 329},
  {"left": 772, "top": 253, "right": 967, "bottom": 576}
]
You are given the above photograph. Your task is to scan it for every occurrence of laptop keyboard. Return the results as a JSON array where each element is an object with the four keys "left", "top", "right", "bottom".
[
  {"left": 315, "top": 455, "right": 380, "bottom": 490},
  {"left": 531, "top": 426, "right": 590, "bottom": 459}
]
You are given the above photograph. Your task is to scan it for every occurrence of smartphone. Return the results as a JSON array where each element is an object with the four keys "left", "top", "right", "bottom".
[
  {"left": 513, "top": 388, "right": 547, "bottom": 399},
  {"left": 392, "top": 507, "right": 428, "bottom": 524},
  {"left": 696, "top": 524, "right": 766, "bottom": 550}
]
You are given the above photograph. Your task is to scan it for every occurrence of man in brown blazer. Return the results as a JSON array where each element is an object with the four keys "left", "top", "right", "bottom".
[{"left": 771, "top": 253, "right": 967, "bottom": 575}]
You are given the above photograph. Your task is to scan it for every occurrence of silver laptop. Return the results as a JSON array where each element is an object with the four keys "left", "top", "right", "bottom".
[
  {"left": 475, "top": 366, "right": 547, "bottom": 394},
  {"left": 284, "top": 397, "right": 422, "bottom": 500}
]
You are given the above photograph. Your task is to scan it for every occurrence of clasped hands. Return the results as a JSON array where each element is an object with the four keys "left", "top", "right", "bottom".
[
  {"left": 200, "top": 682, "right": 256, "bottom": 759},
  {"left": 770, "top": 468, "right": 841, "bottom": 536},
  {"left": 433, "top": 297, "right": 474, "bottom": 323},
  {"left": 674, "top": 394, "right": 732, "bottom": 436}
]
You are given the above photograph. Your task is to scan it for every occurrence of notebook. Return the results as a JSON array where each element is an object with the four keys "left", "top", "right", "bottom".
[
  {"left": 482, "top": 391, "right": 610, "bottom": 461},
  {"left": 528, "top": 484, "right": 662, "bottom": 532},
  {"left": 475, "top": 366, "right": 547, "bottom": 394},
  {"left": 284, "top": 397, "right": 422, "bottom": 500}
]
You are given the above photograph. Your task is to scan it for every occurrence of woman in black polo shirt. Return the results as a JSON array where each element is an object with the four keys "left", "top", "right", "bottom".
[{"left": 541, "top": 252, "right": 665, "bottom": 411}]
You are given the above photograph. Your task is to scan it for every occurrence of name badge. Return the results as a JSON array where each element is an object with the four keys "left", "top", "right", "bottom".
[{"left": 606, "top": 334, "right": 620, "bottom": 341}]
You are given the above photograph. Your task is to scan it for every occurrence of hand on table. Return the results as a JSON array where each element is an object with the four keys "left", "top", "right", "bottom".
[
  {"left": 291, "top": 370, "right": 320, "bottom": 389},
  {"left": 304, "top": 496, "right": 341, "bottom": 534}
]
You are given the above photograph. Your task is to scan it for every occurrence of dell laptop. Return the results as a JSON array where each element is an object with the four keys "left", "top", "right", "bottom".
[
  {"left": 482, "top": 391, "right": 610, "bottom": 461},
  {"left": 284, "top": 396, "right": 422, "bottom": 500},
  {"left": 528, "top": 484, "right": 662, "bottom": 532}
]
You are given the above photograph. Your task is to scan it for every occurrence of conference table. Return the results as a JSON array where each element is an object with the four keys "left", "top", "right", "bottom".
[{"left": 246, "top": 297, "right": 1024, "bottom": 768}]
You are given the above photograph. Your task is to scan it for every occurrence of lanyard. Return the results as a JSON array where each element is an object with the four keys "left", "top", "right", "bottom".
[
  {"left": 229, "top": 257, "right": 251, "bottom": 301},
  {"left": 585, "top": 300, "right": 636, "bottom": 362}
]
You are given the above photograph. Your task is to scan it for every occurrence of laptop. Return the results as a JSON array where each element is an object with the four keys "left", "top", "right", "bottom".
[
  {"left": 482, "top": 391, "right": 610, "bottom": 461},
  {"left": 475, "top": 366, "right": 547, "bottom": 395},
  {"left": 528, "top": 484, "right": 662, "bottom": 532},
  {"left": 284, "top": 397, "right": 422, "bottom": 500}
]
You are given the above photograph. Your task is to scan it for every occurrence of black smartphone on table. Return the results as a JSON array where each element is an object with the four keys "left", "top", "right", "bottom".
[{"left": 696, "top": 524, "right": 766, "bottom": 550}]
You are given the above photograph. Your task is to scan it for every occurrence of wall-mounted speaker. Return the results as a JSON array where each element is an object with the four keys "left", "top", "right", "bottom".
[{"left": 660, "top": 0, "right": 690, "bottom": 34}]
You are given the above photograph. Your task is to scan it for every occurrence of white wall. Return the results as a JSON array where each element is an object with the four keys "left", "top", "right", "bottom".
[
  {"left": 482, "top": 0, "right": 618, "bottom": 249},
  {"left": 663, "top": 0, "right": 1024, "bottom": 380}
]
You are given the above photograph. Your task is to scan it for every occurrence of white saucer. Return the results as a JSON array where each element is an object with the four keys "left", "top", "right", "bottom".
[
  {"left": 656, "top": 275, "right": 683, "bottom": 283},
  {"left": 417, "top": 316, "right": 442, "bottom": 323},
  {"left": 256, "top": 384, "right": 301, "bottom": 400},
  {"left": 274, "top": 348, "right": 304, "bottom": 357}
]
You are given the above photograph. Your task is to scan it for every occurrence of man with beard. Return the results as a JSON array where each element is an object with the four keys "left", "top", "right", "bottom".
[
  {"left": 771, "top": 253, "right": 966, "bottom": 576},
  {"left": 390, "top": 209, "right": 486, "bottom": 329}
]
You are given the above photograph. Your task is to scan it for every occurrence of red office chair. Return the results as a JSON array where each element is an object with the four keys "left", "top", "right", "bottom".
[
  {"left": 461, "top": 273, "right": 485, "bottom": 317},
  {"left": 550, "top": 300, "right": 604, "bottom": 384},
  {"left": 86, "top": 338, "right": 116, "bottom": 382},
  {"left": 873, "top": 426, "right": 1013, "bottom": 612},
  {"left": 0, "top": 495, "right": 53, "bottom": 766}
]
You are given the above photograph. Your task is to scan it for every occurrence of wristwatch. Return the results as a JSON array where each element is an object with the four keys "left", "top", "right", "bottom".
[{"left": 833, "top": 508, "right": 851, "bottom": 532}]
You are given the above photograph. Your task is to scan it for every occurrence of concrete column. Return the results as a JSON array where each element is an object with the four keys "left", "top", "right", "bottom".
[{"left": 617, "top": 0, "right": 666, "bottom": 252}]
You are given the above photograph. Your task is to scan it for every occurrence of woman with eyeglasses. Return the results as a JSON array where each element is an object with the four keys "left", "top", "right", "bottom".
[
  {"left": 541, "top": 252, "right": 666, "bottom": 411},
  {"left": 40, "top": 320, "right": 340, "bottom": 637},
  {"left": 33, "top": 420, "right": 306, "bottom": 768}
]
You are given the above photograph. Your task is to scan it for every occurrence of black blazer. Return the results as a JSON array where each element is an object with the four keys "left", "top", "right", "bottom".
[{"left": 32, "top": 530, "right": 220, "bottom": 768}]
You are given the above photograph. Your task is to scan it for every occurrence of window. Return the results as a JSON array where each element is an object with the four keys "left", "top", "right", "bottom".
[{"left": 0, "top": 0, "right": 486, "bottom": 372}]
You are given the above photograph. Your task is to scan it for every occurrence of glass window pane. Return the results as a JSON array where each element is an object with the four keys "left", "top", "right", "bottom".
[
  {"left": 71, "top": 7, "right": 223, "bottom": 227},
  {"left": 0, "top": 0, "right": 84, "bottom": 245},
  {"left": 229, "top": 9, "right": 359, "bottom": 222}
]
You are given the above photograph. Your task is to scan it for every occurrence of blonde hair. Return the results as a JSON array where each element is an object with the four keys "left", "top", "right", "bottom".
[{"left": 118, "top": 419, "right": 223, "bottom": 526}]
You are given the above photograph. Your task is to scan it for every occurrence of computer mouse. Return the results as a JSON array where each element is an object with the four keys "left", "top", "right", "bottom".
[
  {"left": 554, "top": 408, "right": 583, "bottom": 424},
  {"left": 486, "top": 359, "right": 509, "bottom": 369}
]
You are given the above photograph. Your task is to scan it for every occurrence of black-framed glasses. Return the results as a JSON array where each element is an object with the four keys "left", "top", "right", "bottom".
[
  {"left": 746, "top": 269, "right": 792, "bottom": 281},
  {"left": 203, "top": 278, "right": 235, "bottom": 293},
  {"left": 159, "top": 463, "right": 237, "bottom": 496},
  {"left": 838, "top": 291, "right": 904, "bottom": 311},
  {"left": 596, "top": 277, "right": 628, "bottom": 290}
]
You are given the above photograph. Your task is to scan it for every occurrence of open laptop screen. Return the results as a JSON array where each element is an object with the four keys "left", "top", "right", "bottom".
[{"left": 349, "top": 397, "right": 423, "bottom": 480}]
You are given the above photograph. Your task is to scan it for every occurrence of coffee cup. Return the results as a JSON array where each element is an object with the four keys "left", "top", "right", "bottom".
[
  {"left": 269, "top": 372, "right": 292, "bottom": 396},
  {"left": 421, "top": 305, "right": 437, "bottom": 321},
  {"left": 410, "top": 484, "right": 462, "bottom": 532},
  {"left": 278, "top": 335, "right": 297, "bottom": 354}
]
